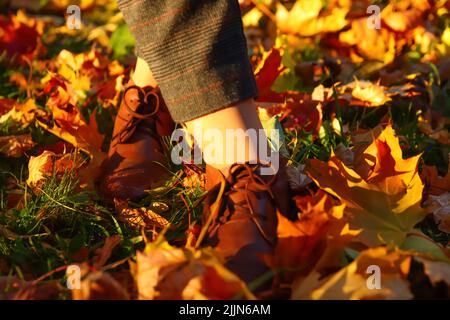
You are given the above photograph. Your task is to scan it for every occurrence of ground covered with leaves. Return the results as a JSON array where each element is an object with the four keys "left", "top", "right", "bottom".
[{"left": 0, "top": 0, "right": 449, "bottom": 300}]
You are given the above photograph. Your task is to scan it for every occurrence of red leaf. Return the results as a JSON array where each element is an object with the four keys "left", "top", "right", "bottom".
[{"left": 255, "top": 48, "right": 287, "bottom": 102}]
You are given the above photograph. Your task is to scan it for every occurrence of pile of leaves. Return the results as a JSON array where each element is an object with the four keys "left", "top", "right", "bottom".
[{"left": 0, "top": 0, "right": 449, "bottom": 300}]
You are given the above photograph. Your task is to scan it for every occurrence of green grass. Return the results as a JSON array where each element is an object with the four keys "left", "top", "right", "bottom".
[
  {"left": 0, "top": 167, "right": 133, "bottom": 277},
  {"left": 0, "top": 146, "right": 208, "bottom": 284}
]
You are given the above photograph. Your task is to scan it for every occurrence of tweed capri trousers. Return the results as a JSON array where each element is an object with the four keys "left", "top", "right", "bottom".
[{"left": 117, "top": 0, "right": 258, "bottom": 123}]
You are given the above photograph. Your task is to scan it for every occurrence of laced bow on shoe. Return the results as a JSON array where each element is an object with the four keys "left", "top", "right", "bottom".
[{"left": 112, "top": 85, "right": 161, "bottom": 147}]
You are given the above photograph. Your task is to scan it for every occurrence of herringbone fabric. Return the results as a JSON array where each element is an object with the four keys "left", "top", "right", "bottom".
[{"left": 118, "top": 0, "right": 258, "bottom": 122}]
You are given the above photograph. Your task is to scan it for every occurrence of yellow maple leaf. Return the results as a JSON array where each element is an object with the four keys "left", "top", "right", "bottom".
[
  {"left": 307, "top": 125, "right": 426, "bottom": 246},
  {"left": 276, "top": 0, "right": 349, "bottom": 36}
]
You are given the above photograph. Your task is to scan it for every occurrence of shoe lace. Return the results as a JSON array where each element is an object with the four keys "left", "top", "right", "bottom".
[
  {"left": 196, "top": 162, "right": 277, "bottom": 248},
  {"left": 112, "top": 85, "right": 160, "bottom": 146}
]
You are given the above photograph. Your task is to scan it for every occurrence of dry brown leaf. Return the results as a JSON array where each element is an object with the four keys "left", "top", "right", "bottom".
[
  {"left": 116, "top": 201, "right": 170, "bottom": 230},
  {"left": 425, "top": 193, "right": 450, "bottom": 234},
  {"left": 418, "top": 110, "right": 450, "bottom": 146},
  {"left": 26, "top": 151, "right": 82, "bottom": 190},
  {"left": 0, "top": 224, "right": 18, "bottom": 240},
  {"left": 415, "top": 257, "right": 450, "bottom": 286},
  {"left": 285, "top": 164, "right": 313, "bottom": 191},
  {"left": 421, "top": 157, "right": 450, "bottom": 196},
  {"left": 72, "top": 268, "right": 130, "bottom": 300},
  {"left": 292, "top": 247, "right": 414, "bottom": 300},
  {"left": 133, "top": 240, "right": 254, "bottom": 300},
  {"left": 334, "top": 143, "right": 354, "bottom": 167},
  {"left": 182, "top": 167, "right": 206, "bottom": 190},
  {"left": 93, "top": 235, "right": 122, "bottom": 268},
  {"left": 0, "top": 134, "right": 35, "bottom": 157},
  {"left": 0, "top": 276, "right": 59, "bottom": 300}
]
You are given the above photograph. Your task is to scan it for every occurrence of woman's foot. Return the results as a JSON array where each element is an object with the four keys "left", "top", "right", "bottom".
[
  {"left": 97, "top": 81, "right": 175, "bottom": 202},
  {"left": 201, "top": 162, "right": 292, "bottom": 291}
]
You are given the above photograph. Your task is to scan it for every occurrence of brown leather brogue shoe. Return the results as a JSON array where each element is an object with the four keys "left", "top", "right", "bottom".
[
  {"left": 97, "top": 81, "right": 175, "bottom": 202},
  {"left": 201, "top": 162, "right": 291, "bottom": 290}
]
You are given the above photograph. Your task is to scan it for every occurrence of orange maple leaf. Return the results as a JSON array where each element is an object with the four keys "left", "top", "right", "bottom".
[
  {"left": 265, "top": 190, "right": 359, "bottom": 283},
  {"left": 133, "top": 240, "right": 254, "bottom": 300}
]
